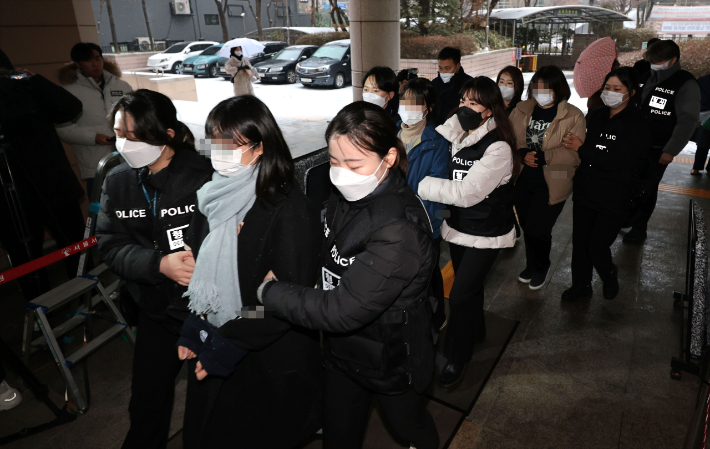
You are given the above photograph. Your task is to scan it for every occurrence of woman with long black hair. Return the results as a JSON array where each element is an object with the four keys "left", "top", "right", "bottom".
[
  {"left": 258, "top": 102, "right": 439, "bottom": 449},
  {"left": 496, "top": 65, "right": 524, "bottom": 115},
  {"left": 561, "top": 67, "right": 651, "bottom": 301},
  {"left": 175, "top": 95, "right": 322, "bottom": 448},
  {"left": 418, "top": 77, "right": 521, "bottom": 387},
  {"left": 96, "top": 89, "right": 213, "bottom": 449}
]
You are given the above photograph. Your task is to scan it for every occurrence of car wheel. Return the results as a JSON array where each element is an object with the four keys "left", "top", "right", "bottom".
[
  {"left": 334, "top": 73, "right": 345, "bottom": 89},
  {"left": 209, "top": 65, "right": 218, "bottom": 78},
  {"left": 286, "top": 70, "right": 297, "bottom": 84},
  {"left": 171, "top": 61, "right": 183, "bottom": 74}
]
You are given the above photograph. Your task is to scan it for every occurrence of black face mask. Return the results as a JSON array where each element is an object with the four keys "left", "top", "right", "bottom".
[{"left": 456, "top": 106, "right": 484, "bottom": 131}]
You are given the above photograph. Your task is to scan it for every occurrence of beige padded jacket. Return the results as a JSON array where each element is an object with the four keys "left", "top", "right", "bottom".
[{"left": 509, "top": 99, "right": 586, "bottom": 205}]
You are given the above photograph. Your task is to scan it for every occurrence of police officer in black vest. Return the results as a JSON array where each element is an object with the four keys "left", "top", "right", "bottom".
[
  {"left": 258, "top": 102, "right": 439, "bottom": 449},
  {"left": 625, "top": 40, "right": 700, "bottom": 243},
  {"left": 95, "top": 90, "right": 213, "bottom": 449}
]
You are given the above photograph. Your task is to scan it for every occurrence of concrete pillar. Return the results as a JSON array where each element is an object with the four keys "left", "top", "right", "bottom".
[
  {"left": 349, "top": 0, "right": 400, "bottom": 101},
  {"left": 0, "top": 0, "right": 99, "bottom": 83}
]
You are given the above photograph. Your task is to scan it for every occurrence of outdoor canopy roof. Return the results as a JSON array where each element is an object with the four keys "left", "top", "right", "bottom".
[{"left": 490, "top": 6, "right": 632, "bottom": 24}]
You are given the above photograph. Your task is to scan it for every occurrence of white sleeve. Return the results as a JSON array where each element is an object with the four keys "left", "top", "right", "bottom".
[
  {"left": 418, "top": 142, "right": 512, "bottom": 208},
  {"left": 55, "top": 121, "right": 102, "bottom": 146}
]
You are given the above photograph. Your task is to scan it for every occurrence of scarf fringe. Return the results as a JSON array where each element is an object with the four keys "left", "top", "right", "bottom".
[{"left": 184, "top": 280, "right": 222, "bottom": 316}]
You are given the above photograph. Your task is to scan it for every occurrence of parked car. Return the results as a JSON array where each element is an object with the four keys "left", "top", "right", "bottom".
[
  {"left": 182, "top": 44, "right": 225, "bottom": 78},
  {"left": 253, "top": 45, "right": 317, "bottom": 84},
  {"left": 147, "top": 41, "right": 218, "bottom": 74},
  {"left": 218, "top": 41, "right": 289, "bottom": 80},
  {"left": 296, "top": 39, "right": 351, "bottom": 89}
]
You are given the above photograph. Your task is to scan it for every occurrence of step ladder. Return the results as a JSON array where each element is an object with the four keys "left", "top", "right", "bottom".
[{"left": 22, "top": 263, "right": 135, "bottom": 413}]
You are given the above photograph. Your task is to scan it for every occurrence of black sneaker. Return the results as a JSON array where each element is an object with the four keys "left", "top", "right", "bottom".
[
  {"left": 518, "top": 267, "right": 534, "bottom": 283},
  {"left": 561, "top": 285, "right": 593, "bottom": 302},
  {"left": 623, "top": 228, "right": 647, "bottom": 244},
  {"left": 603, "top": 264, "right": 619, "bottom": 300},
  {"left": 529, "top": 266, "right": 550, "bottom": 290}
]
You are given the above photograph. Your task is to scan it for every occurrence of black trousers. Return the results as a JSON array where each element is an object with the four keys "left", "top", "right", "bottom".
[
  {"left": 514, "top": 184, "right": 566, "bottom": 272},
  {"left": 122, "top": 312, "right": 184, "bottom": 449},
  {"left": 692, "top": 145, "right": 710, "bottom": 171},
  {"left": 322, "top": 370, "right": 439, "bottom": 449},
  {"left": 444, "top": 243, "right": 500, "bottom": 364},
  {"left": 0, "top": 192, "right": 84, "bottom": 300},
  {"left": 631, "top": 155, "right": 669, "bottom": 231},
  {"left": 571, "top": 203, "right": 628, "bottom": 287}
]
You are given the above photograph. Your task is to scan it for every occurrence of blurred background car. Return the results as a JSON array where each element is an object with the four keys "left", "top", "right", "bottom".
[
  {"left": 253, "top": 45, "right": 317, "bottom": 84},
  {"left": 295, "top": 39, "right": 351, "bottom": 89},
  {"left": 218, "top": 41, "right": 288, "bottom": 80},
  {"left": 182, "top": 44, "right": 225, "bottom": 78},
  {"left": 147, "top": 41, "right": 218, "bottom": 74}
]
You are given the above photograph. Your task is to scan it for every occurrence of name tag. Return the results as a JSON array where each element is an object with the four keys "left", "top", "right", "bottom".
[{"left": 110, "top": 90, "right": 124, "bottom": 97}]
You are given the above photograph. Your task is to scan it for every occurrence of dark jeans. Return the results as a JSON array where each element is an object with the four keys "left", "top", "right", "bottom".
[
  {"left": 693, "top": 146, "right": 710, "bottom": 171},
  {"left": 122, "top": 312, "right": 184, "bottom": 449},
  {"left": 444, "top": 243, "right": 500, "bottom": 364},
  {"left": 631, "top": 158, "right": 669, "bottom": 231},
  {"left": 0, "top": 192, "right": 85, "bottom": 300},
  {"left": 514, "top": 184, "right": 566, "bottom": 272},
  {"left": 322, "top": 370, "right": 439, "bottom": 449},
  {"left": 571, "top": 203, "right": 628, "bottom": 287}
]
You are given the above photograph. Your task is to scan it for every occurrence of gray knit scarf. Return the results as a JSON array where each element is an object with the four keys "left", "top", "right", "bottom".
[{"left": 185, "top": 166, "right": 257, "bottom": 327}]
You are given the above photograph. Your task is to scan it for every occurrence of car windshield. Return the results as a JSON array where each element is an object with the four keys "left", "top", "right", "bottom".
[
  {"left": 312, "top": 45, "right": 347, "bottom": 60},
  {"left": 273, "top": 48, "right": 302, "bottom": 61},
  {"left": 164, "top": 43, "right": 189, "bottom": 54},
  {"left": 200, "top": 45, "right": 222, "bottom": 56}
]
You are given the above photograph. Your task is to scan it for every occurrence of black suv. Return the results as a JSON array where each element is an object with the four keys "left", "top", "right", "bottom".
[
  {"left": 296, "top": 39, "right": 351, "bottom": 89},
  {"left": 218, "top": 41, "right": 289, "bottom": 80},
  {"left": 253, "top": 45, "right": 317, "bottom": 84}
]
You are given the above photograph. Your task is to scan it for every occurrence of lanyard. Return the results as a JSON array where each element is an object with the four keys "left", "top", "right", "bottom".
[{"left": 141, "top": 184, "right": 158, "bottom": 216}]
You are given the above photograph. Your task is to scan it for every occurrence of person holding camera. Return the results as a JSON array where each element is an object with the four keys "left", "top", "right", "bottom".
[{"left": 56, "top": 42, "right": 133, "bottom": 197}]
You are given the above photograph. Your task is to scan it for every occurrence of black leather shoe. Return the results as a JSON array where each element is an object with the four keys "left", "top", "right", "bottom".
[
  {"left": 561, "top": 285, "right": 593, "bottom": 302},
  {"left": 518, "top": 267, "right": 534, "bottom": 283},
  {"left": 623, "top": 228, "right": 647, "bottom": 244},
  {"left": 439, "top": 362, "right": 468, "bottom": 388},
  {"left": 603, "top": 265, "right": 619, "bottom": 300}
]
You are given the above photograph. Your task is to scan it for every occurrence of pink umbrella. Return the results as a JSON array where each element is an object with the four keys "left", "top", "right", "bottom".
[{"left": 573, "top": 37, "right": 617, "bottom": 98}]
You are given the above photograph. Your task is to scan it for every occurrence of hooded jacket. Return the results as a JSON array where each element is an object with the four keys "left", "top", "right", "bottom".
[
  {"left": 418, "top": 115, "right": 515, "bottom": 249},
  {"left": 397, "top": 120, "right": 449, "bottom": 239},
  {"left": 55, "top": 60, "right": 133, "bottom": 179},
  {"left": 509, "top": 98, "right": 586, "bottom": 205}
]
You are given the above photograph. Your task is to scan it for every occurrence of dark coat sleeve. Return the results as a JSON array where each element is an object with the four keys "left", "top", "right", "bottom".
[
  {"left": 27, "top": 75, "right": 82, "bottom": 124},
  {"left": 262, "top": 222, "right": 427, "bottom": 333},
  {"left": 217, "top": 195, "right": 322, "bottom": 350},
  {"left": 95, "top": 178, "right": 166, "bottom": 284}
]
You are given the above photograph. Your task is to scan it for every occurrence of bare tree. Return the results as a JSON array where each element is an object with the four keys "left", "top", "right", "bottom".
[
  {"left": 311, "top": 0, "right": 317, "bottom": 26},
  {"left": 99, "top": 0, "right": 120, "bottom": 53},
  {"left": 266, "top": 0, "right": 276, "bottom": 27},
  {"left": 141, "top": 0, "right": 155, "bottom": 50},
  {"left": 247, "top": 0, "right": 265, "bottom": 40},
  {"left": 214, "top": 0, "right": 231, "bottom": 43},
  {"left": 417, "top": 0, "right": 431, "bottom": 35}
]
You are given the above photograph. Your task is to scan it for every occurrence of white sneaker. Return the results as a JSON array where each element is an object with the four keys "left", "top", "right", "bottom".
[{"left": 0, "top": 380, "right": 22, "bottom": 411}]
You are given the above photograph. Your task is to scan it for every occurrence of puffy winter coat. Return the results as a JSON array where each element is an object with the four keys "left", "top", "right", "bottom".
[
  {"left": 225, "top": 56, "right": 257, "bottom": 96},
  {"left": 55, "top": 60, "right": 133, "bottom": 179},
  {"left": 418, "top": 115, "right": 515, "bottom": 249},
  {"left": 95, "top": 149, "right": 213, "bottom": 327},
  {"left": 509, "top": 98, "right": 586, "bottom": 205},
  {"left": 261, "top": 171, "right": 437, "bottom": 395},
  {"left": 397, "top": 120, "right": 449, "bottom": 239}
]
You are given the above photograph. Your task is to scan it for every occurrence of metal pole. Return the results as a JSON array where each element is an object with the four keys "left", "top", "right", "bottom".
[
  {"left": 485, "top": 0, "right": 490, "bottom": 51},
  {"left": 285, "top": 0, "right": 291, "bottom": 44}
]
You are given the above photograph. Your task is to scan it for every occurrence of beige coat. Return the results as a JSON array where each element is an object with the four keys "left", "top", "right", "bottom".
[
  {"left": 225, "top": 56, "right": 257, "bottom": 96},
  {"left": 509, "top": 99, "right": 586, "bottom": 205}
]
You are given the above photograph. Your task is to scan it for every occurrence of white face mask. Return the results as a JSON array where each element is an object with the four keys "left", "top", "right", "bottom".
[
  {"left": 650, "top": 60, "right": 671, "bottom": 71},
  {"left": 209, "top": 143, "right": 258, "bottom": 177},
  {"left": 600, "top": 90, "right": 629, "bottom": 108},
  {"left": 439, "top": 72, "right": 455, "bottom": 84},
  {"left": 234, "top": 51, "right": 243, "bottom": 57},
  {"left": 115, "top": 138, "right": 166, "bottom": 168},
  {"left": 533, "top": 89, "right": 555, "bottom": 107},
  {"left": 330, "top": 158, "right": 388, "bottom": 202},
  {"left": 398, "top": 105, "right": 427, "bottom": 127},
  {"left": 363, "top": 92, "right": 387, "bottom": 108},
  {"left": 499, "top": 85, "right": 515, "bottom": 101}
]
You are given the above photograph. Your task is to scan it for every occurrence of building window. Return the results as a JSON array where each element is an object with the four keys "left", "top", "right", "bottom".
[{"left": 205, "top": 14, "right": 219, "bottom": 25}]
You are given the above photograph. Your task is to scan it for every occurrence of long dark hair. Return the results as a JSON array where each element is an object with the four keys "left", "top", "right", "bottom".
[
  {"left": 602, "top": 67, "right": 639, "bottom": 96},
  {"left": 401, "top": 77, "right": 437, "bottom": 124},
  {"left": 527, "top": 65, "right": 571, "bottom": 104},
  {"left": 109, "top": 89, "right": 196, "bottom": 153},
  {"left": 205, "top": 95, "right": 294, "bottom": 204},
  {"left": 496, "top": 65, "right": 524, "bottom": 110},
  {"left": 326, "top": 102, "right": 408, "bottom": 177},
  {"left": 460, "top": 77, "right": 522, "bottom": 177}
]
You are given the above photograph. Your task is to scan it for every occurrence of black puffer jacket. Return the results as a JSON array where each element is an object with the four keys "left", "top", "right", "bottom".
[
  {"left": 574, "top": 105, "right": 652, "bottom": 211},
  {"left": 262, "top": 171, "right": 437, "bottom": 394},
  {"left": 95, "top": 149, "right": 213, "bottom": 327}
]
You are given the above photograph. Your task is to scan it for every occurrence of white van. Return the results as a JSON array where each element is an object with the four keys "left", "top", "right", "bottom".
[{"left": 147, "top": 41, "right": 219, "bottom": 73}]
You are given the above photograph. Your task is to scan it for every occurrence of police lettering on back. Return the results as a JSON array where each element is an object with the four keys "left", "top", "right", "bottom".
[{"left": 114, "top": 204, "right": 195, "bottom": 219}]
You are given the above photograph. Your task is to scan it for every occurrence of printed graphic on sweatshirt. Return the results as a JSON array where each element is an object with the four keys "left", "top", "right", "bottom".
[
  {"left": 526, "top": 118, "right": 552, "bottom": 151},
  {"left": 322, "top": 267, "right": 341, "bottom": 291},
  {"left": 167, "top": 224, "right": 189, "bottom": 250}
]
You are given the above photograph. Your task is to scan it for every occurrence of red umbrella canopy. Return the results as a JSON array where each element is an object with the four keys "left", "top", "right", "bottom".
[{"left": 573, "top": 37, "right": 617, "bottom": 98}]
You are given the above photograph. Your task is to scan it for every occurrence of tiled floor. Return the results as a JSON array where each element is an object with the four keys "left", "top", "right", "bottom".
[{"left": 1, "top": 158, "right": 707, "bottom": 448}]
